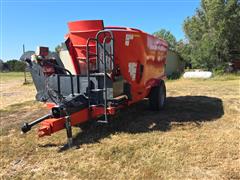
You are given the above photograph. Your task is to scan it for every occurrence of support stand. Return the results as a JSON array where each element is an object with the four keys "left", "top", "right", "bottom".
[{"left": 65, "top": 114, "right": 73, "bottom": 148}]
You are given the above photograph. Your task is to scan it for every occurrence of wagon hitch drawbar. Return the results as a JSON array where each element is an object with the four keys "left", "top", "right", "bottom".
[{"left": 21, "top": 114, "right": 52, "bottom": 134}]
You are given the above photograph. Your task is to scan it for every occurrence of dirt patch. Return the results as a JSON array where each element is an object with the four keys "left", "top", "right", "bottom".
[
  {"left": 0, "top": 73, "right": 36, "bottom": 109},
  {"left": 0, "top": 101, "right": 48, "bottom": 136}
]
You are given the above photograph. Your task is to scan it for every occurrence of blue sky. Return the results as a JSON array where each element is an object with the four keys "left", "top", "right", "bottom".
[{"left": 0, "top": 0, "right": 200, "bottom": 60}]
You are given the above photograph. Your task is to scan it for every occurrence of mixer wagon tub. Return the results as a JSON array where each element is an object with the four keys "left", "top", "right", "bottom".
[{"left": 21, "top": 20, "right": 168, "bottom": 147}]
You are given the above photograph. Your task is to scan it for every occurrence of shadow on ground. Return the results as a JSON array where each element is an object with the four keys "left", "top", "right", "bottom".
[{"left": 56, "top": 95, "right": 224, "bottom": 151}]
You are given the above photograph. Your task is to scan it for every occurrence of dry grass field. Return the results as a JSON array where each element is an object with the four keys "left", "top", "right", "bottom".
[{"left": 0, "top": 72, "right": 239, "bottom": 179}]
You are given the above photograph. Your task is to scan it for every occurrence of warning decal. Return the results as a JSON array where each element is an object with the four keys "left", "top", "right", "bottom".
[{"left": 128, "top": 62, "right": 137, "bottom": 81}]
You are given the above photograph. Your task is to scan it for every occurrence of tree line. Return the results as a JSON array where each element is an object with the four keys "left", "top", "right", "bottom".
[
  {"left": 154, "top": 0, "right": 240, "bottom": 71},
  {"left": 0, "top": 59, "right": 26, "bottom": 72}
]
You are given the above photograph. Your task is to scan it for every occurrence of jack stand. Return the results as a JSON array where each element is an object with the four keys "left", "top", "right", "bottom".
[{"left": 65, "top": 115, "right": 73, "bottom": 148}]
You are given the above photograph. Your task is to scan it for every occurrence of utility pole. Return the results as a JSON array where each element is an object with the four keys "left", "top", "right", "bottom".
[{"left": 23, "top": 44, "right": 27, "bottom": 84}]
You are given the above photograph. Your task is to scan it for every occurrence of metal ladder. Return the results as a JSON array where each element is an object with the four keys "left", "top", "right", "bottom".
[{"left": 86, "top": 30, "right": 114, "bottom": 123}]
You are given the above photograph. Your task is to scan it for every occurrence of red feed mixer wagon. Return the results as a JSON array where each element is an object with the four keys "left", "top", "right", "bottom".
[{"left": 21, "top": 20, "right": 168, "bottom": 147}]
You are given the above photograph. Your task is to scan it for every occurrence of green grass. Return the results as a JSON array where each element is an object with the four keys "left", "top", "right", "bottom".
[
  {"left": 0, "top": 101, "right": 46, "bottom": 136},
  {"left": 211, "top": 73, "right": 240, "bottom": 81},
  {"left": 0, "top": 72, "right": 32, "bottom": 82},
  {"left": 0, "top": 72, "right": 24, "bottom": 78}
]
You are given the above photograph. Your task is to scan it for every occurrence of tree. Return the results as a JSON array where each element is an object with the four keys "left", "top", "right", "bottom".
[
  {"left": 55, "top": 44, "right": 62, "bottom": 55},
  {"left": 0, "top": 60, "right": 3, "bottom": 71},
  {"left": 182, "top": 0, "right": 240, "bottom": 70},
  {"left": 5, "top": 60, "right": 26, "bottom": 72},
  {"left": 176, "top": 39, "right": 192, "bottom": 65},
  {"left": 153, "top": 29, "right": 177, "bottom": 51}
]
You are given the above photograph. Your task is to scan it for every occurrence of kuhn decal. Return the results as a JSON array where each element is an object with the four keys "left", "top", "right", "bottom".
[{"left": 147, "top": 35, "right": 168, "bottom": 51}]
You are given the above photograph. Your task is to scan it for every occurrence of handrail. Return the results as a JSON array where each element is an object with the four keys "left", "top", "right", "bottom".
[
  {"left": 102, "top": 36, "right": 113, "bottom": 121},
  {"left": 85, "top": 30, "right": 115, "bottom": 122},
  {"left": 86, "top": 38, "right": 97, "bottom": 108},
  {"left": 96, "top": 30, "right": 114, "bottom": 64}
]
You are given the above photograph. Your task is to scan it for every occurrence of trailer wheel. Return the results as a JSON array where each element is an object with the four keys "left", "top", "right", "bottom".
[{"left": 149, "top": 81, "right": 166, "bottom": 110}]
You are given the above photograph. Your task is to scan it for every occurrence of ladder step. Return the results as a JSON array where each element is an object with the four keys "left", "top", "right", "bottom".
[
  {"left": 90, "top": 104, "right": 105, "bottom": 107},
  {"left": 73, "top": 44, "right": 95, "bottom": 48},
  {"left": 90, "top": 73, "right": 105, "bottom": 76},
  {"left": 113, "top": 95, "right": 128, "bottom": 100},
  {"left": 108, "top": 95, "right": 128, "bottom": 106},
  {"left": 97, "top": 120, "right": 108, "bottom": 124},
  {"left": 77, "top": 57, "right": 96, "bottom": 60},
  {"left": 90, "top": 89, "right": 106, "bottom": 92}
]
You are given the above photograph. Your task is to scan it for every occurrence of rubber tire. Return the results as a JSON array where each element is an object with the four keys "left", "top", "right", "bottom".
[{"left": 149, "top": 81, "right": 166, "bottom": 110}]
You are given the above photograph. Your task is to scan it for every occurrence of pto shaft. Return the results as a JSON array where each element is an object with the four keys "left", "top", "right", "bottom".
[{"left": 21, "top": 114, "right": 52, "bottom": 133}]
